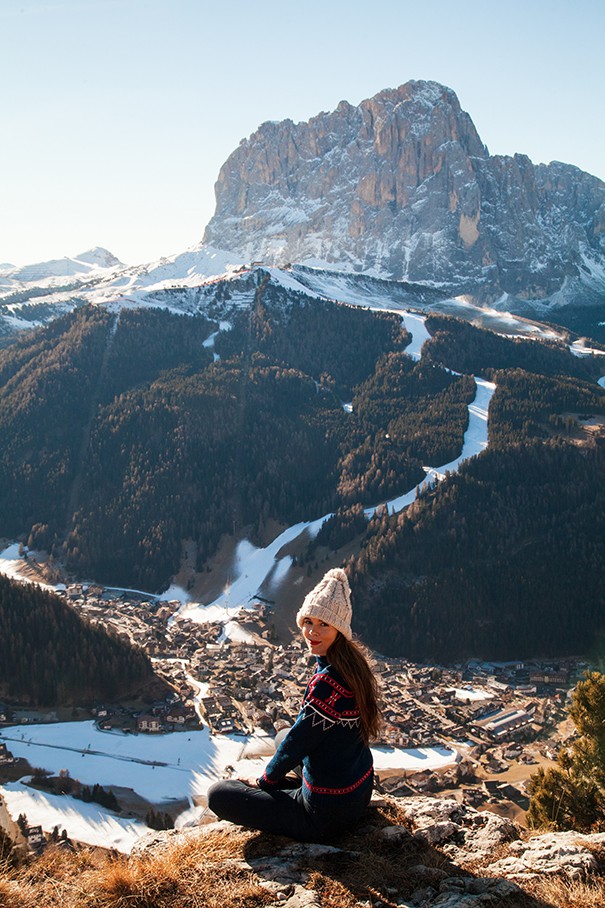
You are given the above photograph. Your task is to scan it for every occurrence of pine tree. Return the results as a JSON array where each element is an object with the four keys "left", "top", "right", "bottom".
[{"left": 528, "top": 672, "right": 605, "bottom": 831}]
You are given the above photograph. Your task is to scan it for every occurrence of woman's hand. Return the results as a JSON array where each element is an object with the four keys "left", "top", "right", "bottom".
[{"left": 237, "top": 776, "right": 259, "bottom": 788}]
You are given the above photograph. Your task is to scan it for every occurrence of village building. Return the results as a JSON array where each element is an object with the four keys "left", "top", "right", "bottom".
[
  {"left": 25, "top": 825, "right": 46, "bottom": 855},
  {"left": 137, "top": 714, "right": 162, "bottom": 733},
  {"left": 0, "top": 743, "right": 14, "bottom": 764}
]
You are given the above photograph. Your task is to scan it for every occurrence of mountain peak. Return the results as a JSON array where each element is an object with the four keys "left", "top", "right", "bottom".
[
  {"left": 6, "top": 248, "right": 124, "bottom": 284},
  {"left": 74, "top": 247, "right": 123, "bottom": 268},
  {"left": 369, "top": 78, "right": 459, "bottom": 108},
  {"left": 203, "top": 80, "right": 605, "bottom": 304}
]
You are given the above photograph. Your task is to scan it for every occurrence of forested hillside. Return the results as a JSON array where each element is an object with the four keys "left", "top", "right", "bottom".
[
  {"left": 0, "top": 284, "right": 474, "bottom": 590},
  {"left": 0, "top": 574, "right": 157, "bottom": 705},
  {"left": 423, "top": 315, "right": 603, "bottom": 381},
  {"left": 1, "top": 280, "right": 604, "bottom": 661},
  {"left": 349, "top": 318, "right": 605, "bottom": 661},
  {"left": 541, "top": 302, "right": 605, "bottom": 347}
]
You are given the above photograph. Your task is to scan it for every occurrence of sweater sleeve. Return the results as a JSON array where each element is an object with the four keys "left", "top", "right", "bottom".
[{"left": 257, "top": 669, "right": 359, "bottom": 789}]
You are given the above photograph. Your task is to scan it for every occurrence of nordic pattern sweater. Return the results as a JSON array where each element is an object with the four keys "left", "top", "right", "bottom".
[{"left": 257, "top": 656, "right": 374, "bottom": 805}]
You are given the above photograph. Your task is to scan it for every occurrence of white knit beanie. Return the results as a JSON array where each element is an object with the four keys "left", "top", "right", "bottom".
[{"left": 296, "top": 568, "right": 352, "bottom": 640}]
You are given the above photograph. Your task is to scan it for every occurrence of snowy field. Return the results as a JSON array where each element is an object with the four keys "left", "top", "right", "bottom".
[
  {"left": 1, "top": 782, "right": 147, "bottom": 852},
  {"left": 0, "top": 722, "right": 267, "bottom": 805},
  {"left": 1, "top": 722, "right": 458, "bottom": 797},
  {"left": 0, "top": 721, "right": 458, "bottom": 850}
]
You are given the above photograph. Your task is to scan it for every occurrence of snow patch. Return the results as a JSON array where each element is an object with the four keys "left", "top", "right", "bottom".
[
  {"left": 0, "top": 544, "right": 54, "bottom": 590},
  {"left": 1, "top": 782, "right": 148, "bottom": 853},
  {"left": 570, "top": 338, "right": 605, "bottom": 358},
  {"left": 178, "top": 517, "right": 326, "bottom": 625},
  {"left": 448, "top": 687, "right": 494, "bottom": 702},
  {"left": 158, "top": 584, "right": 191, "bottom": 604},
  {"left": 371, "top": 744, "right": 458, "bottom": 772},
  {"left": 401, "top": 311, "right": 431, "bottom": 359},
  {"left": 219, "top": 620, "right": 263, "bottom": 645}
]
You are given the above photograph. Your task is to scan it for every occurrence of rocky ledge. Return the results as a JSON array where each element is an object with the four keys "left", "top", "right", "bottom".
[{"left": 133, "top": 794, "right": 605, "bottom": 907}]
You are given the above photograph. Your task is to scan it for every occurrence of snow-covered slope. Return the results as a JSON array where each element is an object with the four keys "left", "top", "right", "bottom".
[
  {"left": 1, "top": 247, "right": 123, "bottom": 286},
  {"left": 0, "top": 243, "right": 582, "bottom": 345},
  {"left": 0, "top": 243, "right": 246, "bottom": 336}
]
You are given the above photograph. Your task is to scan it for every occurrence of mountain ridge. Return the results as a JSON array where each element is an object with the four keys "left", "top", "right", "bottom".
[
  {"left": 0, "top": 247, "right": 123, "bottom": 285},
  {"left": 2, "top": 80, "right": 605, "bottom": 343},
  {"left": 203, "top": 79, "right": 605, "bottom": 308}
]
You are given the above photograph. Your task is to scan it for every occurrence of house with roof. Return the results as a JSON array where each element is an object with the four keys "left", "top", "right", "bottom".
[{"left": 137, "top": 714, "right": 162, "bottom": 733}]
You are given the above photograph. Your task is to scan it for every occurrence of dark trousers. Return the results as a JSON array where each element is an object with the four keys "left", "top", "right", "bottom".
[{"left": 207, "top": 779, "right": 371, "bottom": 843}]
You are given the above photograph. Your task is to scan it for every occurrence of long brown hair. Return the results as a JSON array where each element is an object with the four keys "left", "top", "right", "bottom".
[{"left": 327, "top": 634, "right": 382, "bottom": 745}]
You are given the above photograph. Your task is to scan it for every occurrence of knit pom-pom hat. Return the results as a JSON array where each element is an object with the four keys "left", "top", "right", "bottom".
[{"left": 296, "top": 568, "right": 352, "bottom": 640}]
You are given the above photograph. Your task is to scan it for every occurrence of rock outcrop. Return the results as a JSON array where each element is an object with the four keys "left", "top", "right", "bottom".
[
  {"left": 203, "top": 80, "right": 605, "bottom": 307},
  {"left": 133, "top": 794, "right": 605, "bottom": 907},
  {"left": 393, "top": 795, "right": 605, "bottom": 879}
]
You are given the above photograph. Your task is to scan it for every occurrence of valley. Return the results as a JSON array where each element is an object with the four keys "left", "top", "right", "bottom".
[
  {"left": 0, "top": 560, "right": 582, "bottom": 852},
  {"left": 1, "top": 77, "right": 604, "bottom": 863},
  {"left": 1, "top": 299, "right": 602, "bottom": 853}
]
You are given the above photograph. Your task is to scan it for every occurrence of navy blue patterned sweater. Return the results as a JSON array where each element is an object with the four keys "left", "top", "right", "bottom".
[{"left": 257, "top": 656, "right": 374, "bottom": 805}]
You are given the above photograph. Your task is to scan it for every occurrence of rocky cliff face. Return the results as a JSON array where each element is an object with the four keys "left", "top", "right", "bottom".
[{"left": 203, "top": 80, "right": 605, "bottom": 306}]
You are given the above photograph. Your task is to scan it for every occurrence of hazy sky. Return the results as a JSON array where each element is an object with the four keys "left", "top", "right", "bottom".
[{"left": 2, "top": 0, "right": 604, "bottom": 267}]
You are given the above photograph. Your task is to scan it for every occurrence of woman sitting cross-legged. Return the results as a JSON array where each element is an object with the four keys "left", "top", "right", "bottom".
[{"left": 207, "top": 568, "right": 382, "bottom": 842}]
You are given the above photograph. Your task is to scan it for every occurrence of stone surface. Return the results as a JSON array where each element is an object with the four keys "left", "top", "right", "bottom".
[
  {"left": 414, "top": 821, "right": 460, "bottom": 846},
  {"left": 379, "top": 824, "right": 413, "bottom": 843},
  {"left": 462, "top": 813, "right": 519, "bottom": 855},
  {"left": 393, "top": 796, "right": 519, "bottom": 857},
  {"left": 272, "top": 885, "right": 321, "bottom": 908},
  {"left": 203, "top": 79, "right": 605, "bottom": 307},
  {"left": 395, "top": 796, "right": 464, "bottom": 830},
  {"left": 133, "top": 795, "right": 605, "bottom": 904},
  {"left": 424, "top": 876, "right": 524, "bottom": 907},
  {"left": 488, "top": 829, "right": 605, "bottom": 879}
]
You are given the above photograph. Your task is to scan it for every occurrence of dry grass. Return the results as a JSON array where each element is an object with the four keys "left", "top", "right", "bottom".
[
  {"left": 529, "top": 875, "right": 605, "bottom": 908},
  {"left": 1, "top": 804, "right": 605, "bottom": 908},
  {"left": 0, "top": 829, "right": 274, "bottom": 908}
]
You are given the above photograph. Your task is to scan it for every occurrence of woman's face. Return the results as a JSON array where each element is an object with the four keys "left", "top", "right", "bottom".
[{"left": 300, "top": 616, "right": 339, "bottom": 656}]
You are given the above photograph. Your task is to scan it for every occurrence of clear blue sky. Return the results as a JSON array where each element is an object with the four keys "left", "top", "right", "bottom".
[{"left": 1, "top": 0, "right": 604, "bottom": 267}]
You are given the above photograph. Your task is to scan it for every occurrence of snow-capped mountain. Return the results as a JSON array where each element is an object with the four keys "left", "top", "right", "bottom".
[
  {"left": 0, "top": 247, "right": 130, "bottom": 336},
  {"left": 2, "top": 79, "right": 605, "bottom": 342},
  {"left": 203, "top": 80, "right": 605, "bottom": 308},
  {"left": 0, "top": 244, "right": 246, "bottom": 336},
  {"left": 2, "top": 247, "right": 123, "bottom": 285}
]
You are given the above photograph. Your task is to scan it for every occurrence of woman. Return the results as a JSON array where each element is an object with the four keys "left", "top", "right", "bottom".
[{"left": 207, "top": 568, "right": 381, "bottom": 842}]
